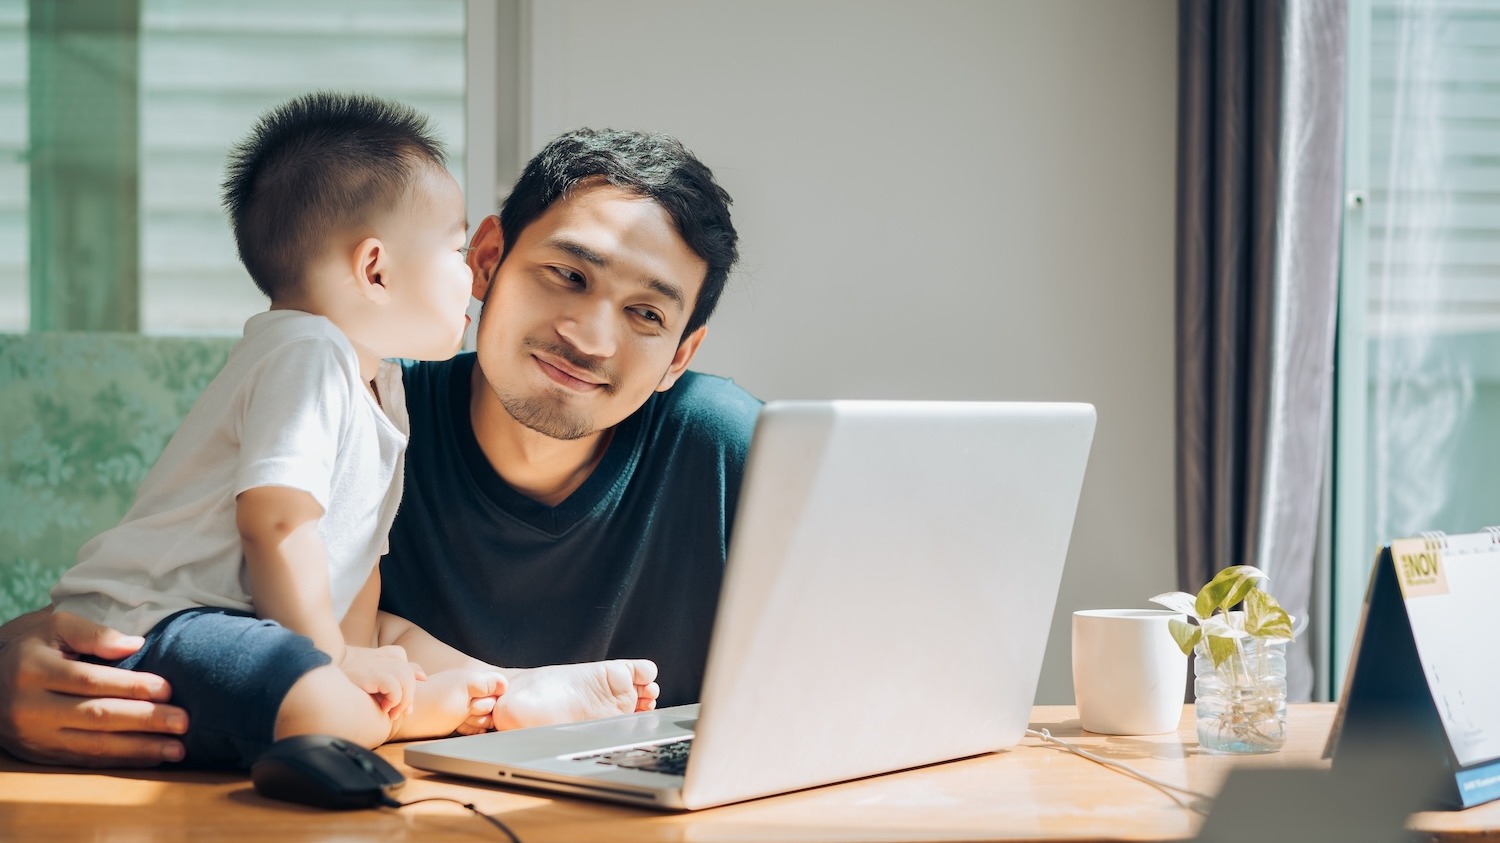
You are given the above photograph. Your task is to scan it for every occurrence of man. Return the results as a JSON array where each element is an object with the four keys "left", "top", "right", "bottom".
[{"left": 0, "top": 127, "right": 761, "bottom": 767}]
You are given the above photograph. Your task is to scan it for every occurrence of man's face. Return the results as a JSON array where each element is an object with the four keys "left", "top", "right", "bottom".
[{"left": 468, "top": 183, "right": 709, "bottom": 440}]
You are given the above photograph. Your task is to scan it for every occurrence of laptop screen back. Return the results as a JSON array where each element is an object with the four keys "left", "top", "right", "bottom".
[{"left": 682, "top": 400, "right": 1095, "bottom": 809}]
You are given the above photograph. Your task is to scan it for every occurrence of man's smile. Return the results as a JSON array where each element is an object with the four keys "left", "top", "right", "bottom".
[{"left": 533, "top": 351, "right": 608, "bottom": 392}]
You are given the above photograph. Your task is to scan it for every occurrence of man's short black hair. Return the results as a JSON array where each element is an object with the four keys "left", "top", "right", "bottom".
[
  {"left": 499, "top": 128, "right": 738, "bottom": 338},
  {"left": 222, "top": 91, "right": 447, "bottom": 300}
]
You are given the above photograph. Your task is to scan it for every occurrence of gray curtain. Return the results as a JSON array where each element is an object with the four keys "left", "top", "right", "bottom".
[{"left": 1175, "top": 0, "right": 1346, "bottom": 701}]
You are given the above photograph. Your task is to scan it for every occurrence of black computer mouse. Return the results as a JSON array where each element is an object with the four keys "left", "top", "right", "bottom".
[{"left": 251, "top": 734, "right": 406, "bottom": 810}]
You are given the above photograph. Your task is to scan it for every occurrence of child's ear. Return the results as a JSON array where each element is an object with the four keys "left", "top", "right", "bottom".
[{"left": 352, "top": 237, "right": 391, "bottom": 302}]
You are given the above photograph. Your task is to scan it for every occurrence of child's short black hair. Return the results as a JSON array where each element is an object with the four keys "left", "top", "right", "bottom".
[{"left": 221, "top": 91, "right": 447, "bottom": 300}]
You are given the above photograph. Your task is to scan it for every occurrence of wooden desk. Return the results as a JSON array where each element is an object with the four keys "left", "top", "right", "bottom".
[{"left": 0, "top": 704, "right": 1492, "bottom": 842}]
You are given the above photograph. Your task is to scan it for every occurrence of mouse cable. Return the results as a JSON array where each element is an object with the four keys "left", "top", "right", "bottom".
[
  {"left": 1023, "top": 728, "right": 1215, "bottom": 816},
  {"left": 379, "top": 794, "right": 522, "bottom": 842}
]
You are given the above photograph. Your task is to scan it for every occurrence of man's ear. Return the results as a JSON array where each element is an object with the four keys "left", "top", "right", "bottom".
[
  {"left": 468, "top": 215, "right": 505, "bottom": 302},
  {"left": 352, "top": 237, "right": 391, "bottom": 303},
  {"left": 656, "top": 325, "right": 708, "bottom": 392}
]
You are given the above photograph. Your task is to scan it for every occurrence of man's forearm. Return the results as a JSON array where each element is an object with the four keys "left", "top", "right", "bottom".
[
  {"left": 0, "top": 608, "right": 52, "bottom": 656},
  {"left": 374, "top": 612, "right": 497, "bottom": 674},
  {"left": 0, "top": 609, "right": 188, "bottom": 767}
]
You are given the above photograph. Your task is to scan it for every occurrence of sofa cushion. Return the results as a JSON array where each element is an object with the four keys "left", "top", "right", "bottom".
[{"left": 0, "top": 332, "right": 234, "bottom": 623}]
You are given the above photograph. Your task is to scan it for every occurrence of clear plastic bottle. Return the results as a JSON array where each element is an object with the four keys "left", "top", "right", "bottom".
[{"left": 1194, "top": 638, "right": 1288, "bottom": 753}]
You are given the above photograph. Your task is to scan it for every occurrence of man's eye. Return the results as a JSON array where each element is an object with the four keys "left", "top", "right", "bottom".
[
  {"left": 631, "top": 307, "right": 663, "bottom": 325},
  {"left": 551, "top": 266, "right": 584, "bottom": 286}
]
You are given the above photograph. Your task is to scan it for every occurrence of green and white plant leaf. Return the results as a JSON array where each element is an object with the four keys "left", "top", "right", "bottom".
[
  {"left": 1151, "top": 591, "right": 1198, "bottom": 617},
  {"left": 1243, "top": 587, "right": 1295, "bottom": 641},
  {"left": 1149, "top": 565, "right": 1296, "bottom": 668},
  {"left": 1167, "top": 617, "right": 1202, "bottom": 653},
  {"left": 1194, "top": 565, "right": 1267, "bottom": 618}
]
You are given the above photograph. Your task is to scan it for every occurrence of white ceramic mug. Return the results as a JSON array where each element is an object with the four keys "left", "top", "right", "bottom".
[{"left": 1071, "top": 608, "right": 1189, "bottom": 735}]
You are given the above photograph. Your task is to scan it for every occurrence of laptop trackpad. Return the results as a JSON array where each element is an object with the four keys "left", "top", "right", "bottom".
[
  {"left": 561, "top": 708, "right": 699, "bottom": 735},
  {"left": 554, "top": 706, "right": 698, "bottom": 745}
]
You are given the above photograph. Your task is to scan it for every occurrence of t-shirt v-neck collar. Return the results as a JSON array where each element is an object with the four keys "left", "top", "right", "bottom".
[{"left": 446, "top": 354, "right": 646, "bottom": 537}]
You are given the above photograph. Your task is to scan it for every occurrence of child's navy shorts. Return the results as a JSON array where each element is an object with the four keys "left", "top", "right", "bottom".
[{"left": 109, "top": 607, "right": 332, "bottom": 769}]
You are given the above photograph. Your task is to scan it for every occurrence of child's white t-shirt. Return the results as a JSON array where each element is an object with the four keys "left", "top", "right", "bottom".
[{"left": 51, "top": 310, "right": 410, "bottom": 637}]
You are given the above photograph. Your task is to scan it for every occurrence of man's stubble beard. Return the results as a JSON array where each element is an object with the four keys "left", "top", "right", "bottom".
[
  {"left": 498, "top": 391, "right": 597, "bottom": 441},
  {"left": 488, "top": 335, "right": 614, "bottom": 441}
]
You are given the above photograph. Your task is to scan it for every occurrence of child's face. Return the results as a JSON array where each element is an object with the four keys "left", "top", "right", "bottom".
[{"left": 375, "top": 165, "right": 474, "bottom": 360}]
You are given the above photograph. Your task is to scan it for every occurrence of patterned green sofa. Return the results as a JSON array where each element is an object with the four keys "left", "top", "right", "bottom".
[{"left": 0, "top": 333, "right": 235, "bottom": 623}]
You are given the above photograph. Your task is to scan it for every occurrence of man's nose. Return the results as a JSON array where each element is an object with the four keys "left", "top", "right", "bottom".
[{"left": 556, "top": 297, "right": 617, "bottom": 359}]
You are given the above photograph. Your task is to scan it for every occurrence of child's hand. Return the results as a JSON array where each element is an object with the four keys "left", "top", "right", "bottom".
[
  {"left": 390, "top": 668, "right": 506, "bottom": 741},
  {"left": 338, "top": 644, "right": 425, "bottom": 720}
]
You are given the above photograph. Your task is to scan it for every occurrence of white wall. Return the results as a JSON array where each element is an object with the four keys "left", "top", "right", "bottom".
[{"left": 517, "top": 0, "right": 1177, "bottom": 704}]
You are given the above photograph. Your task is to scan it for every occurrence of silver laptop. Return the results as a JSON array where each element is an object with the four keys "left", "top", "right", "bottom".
[{"left": 406, "top": 399, "right": 1096, "bottom": 810}]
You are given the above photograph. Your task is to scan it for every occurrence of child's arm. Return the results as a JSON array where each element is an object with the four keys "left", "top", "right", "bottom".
[
  {"left": 340, "top": 565, "right": 382, "bottom": 649},
  {"left": 237, "top": 486, "right": 345, "bottom": 656},
  {"left": 237, "top": 486, "right": 418, "bottom": 715}
]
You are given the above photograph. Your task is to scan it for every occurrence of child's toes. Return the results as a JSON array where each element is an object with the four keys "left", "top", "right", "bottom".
[
  {"left": 456, "top": 714, "right": 491, "bottom": 735},
  {"left": 631, "top": 659, "right": 659, "bottom": 685},
  {"left": 467, "top": 672, "right": 507, "bottom": 700}
]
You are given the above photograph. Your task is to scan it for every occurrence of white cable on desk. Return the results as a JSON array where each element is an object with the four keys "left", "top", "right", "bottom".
[{"left": 1024, "top": 728, "right": 1216, "bottom": 816}]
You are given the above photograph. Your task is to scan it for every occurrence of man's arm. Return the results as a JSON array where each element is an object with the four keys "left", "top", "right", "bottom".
[
  {"left": 374, "top": 611, "right": 502, "bottom": 675},
  {"left": 0, "top": 607, "right": 187, "bottom": 767}
]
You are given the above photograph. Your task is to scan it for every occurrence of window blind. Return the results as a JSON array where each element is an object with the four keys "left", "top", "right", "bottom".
[
  {"left": 1368, "top": 0, "right": 1500, "bottom": 335},
  {"left": 0, "top": 0, "right": 465, "bottom": 334}
]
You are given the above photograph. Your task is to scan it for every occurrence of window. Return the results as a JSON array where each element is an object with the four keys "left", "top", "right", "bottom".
[
  {"left": 1, "top": 0, "right": 467, "bottom": 335},
  {"left": 0, "top": 2, "right": 25, "bottom": 330},
  {"left": 1334, "top": 0, "right": 1500, "bottom": 690}
]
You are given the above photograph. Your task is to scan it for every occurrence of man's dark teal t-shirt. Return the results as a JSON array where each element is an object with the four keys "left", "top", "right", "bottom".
[{"left": 379, "top": 353, "right": 761, "bottom": 706}]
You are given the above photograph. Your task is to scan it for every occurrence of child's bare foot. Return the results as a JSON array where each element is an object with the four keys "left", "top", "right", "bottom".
[
  {"left": 492, "top": 659, "right": 658, "bottom": 731},
  {"left": 391, "top": 668, "right": 506, "bottom": 741}
]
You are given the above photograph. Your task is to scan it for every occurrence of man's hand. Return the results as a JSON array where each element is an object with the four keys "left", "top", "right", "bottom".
[
  {"left": 337, "top": 644, "right": 423, "bottom": 720},
  {"left": 0, "top": 610, "right": 188, "bottom": 767}
]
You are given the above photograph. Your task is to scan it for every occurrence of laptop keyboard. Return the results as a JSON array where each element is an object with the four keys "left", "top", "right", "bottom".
[{"left": 576, "top": 738, "right": 693, "bottom": 776}]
